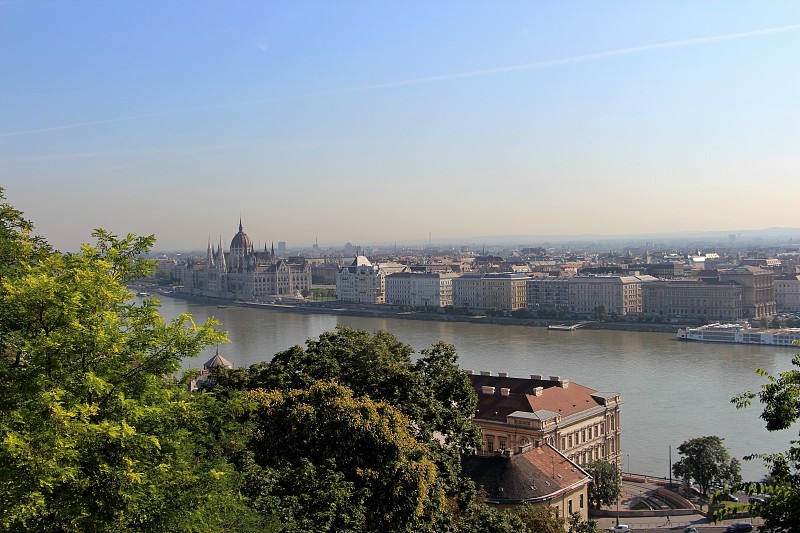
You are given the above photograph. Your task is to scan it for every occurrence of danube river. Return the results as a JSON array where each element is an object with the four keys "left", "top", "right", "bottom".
[{"left": 151, "top": 295, "right": 796, "bottom": 482}]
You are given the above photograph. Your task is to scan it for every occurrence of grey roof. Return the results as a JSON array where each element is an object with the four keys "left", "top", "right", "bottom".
[{"left": 203, "top": 348, "right": 233, "bottom": 370}]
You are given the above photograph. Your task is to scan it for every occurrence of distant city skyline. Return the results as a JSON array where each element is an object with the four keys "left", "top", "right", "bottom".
[{"left": 2, "top": 1, "right": 798, "bottom": 252}]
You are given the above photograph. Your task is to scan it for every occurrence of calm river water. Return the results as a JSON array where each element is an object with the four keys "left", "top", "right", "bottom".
[{"left": 152, "top": 295, "right": 796, "bottom": 482}]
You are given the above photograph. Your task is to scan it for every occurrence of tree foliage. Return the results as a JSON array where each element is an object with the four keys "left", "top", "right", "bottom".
[
  {"left": 732, "top": 351, "right": 800, "bottom": 532},
  {"left": 209, "top": 326, "right": 483, "bottom": 515},
  {"left": 0, "top": 193, "right": 262, "bottom": 531},
  {"left": 586, "top": 459, "right": 622, "bottom": 510},
  {"left": 242, "top": 380, "right": 440, "bottom": 532},
  {"left": 672, "top": 436, "right": 742, "bottom": 497}
]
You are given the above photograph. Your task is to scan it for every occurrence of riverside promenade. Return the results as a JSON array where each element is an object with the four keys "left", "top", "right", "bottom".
[{"left": 593, "top": 477, "right": 762, "bottom": 532}]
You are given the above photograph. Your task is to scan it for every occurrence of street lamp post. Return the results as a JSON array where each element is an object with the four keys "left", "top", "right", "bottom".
[{"left": 627, "top": 453, "right": 630, "bottom": 474}]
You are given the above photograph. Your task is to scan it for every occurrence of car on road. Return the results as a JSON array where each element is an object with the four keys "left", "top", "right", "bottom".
[
  {"left": 608, "top": 526, "right": 630, "bottom": 532},
  {"left": 748, "top": 496, "right": 766, "bottom": 503},
  {"left": 683, "top": 528, "right": 697, "bottom": 533},
  {"left": 725, "top": 522, "right": 753, "bottom": 533}
]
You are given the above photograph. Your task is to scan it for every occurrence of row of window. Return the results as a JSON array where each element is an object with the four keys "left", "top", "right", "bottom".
[{"left": 561, "top": 423, "right": 605, "bottom": 451}]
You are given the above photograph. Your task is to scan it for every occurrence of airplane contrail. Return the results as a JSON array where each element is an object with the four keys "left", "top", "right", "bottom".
[
  {"left": 353, "top": 23, "right": 800, "bottom": 91},
  {"left": 3, "top": 23, "right": 798, "bottom": 137}
]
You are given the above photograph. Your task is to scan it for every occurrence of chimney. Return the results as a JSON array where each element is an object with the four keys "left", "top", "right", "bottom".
[
  {"left": 533, "top": 386, "right": 544, "bottom": 396},
  {"left": 498, "top": 372, "right": 508, "bottom": 378},
  {"left": 464, "top": 369, "right": 473, "bottom": 375},
  {"left": 480, "top": 370, "right": 492, "bottom": 376},
  {"left": 549, "top": 375, "right": 561, "bottom": 382},
  {"left": 500, "top": 387, "right": 510, "bottom": 396},
  {"left": 559, "top": 379, "right": 570, "bottom": 388},
  {"left": 530, "top": 374, "right": 542, "bottom": 380},
  {"left": 481, "top": 386, "right": 496, "bottom": 395}
]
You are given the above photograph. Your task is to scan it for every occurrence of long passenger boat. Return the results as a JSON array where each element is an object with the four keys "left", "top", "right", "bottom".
[{"left": 677, "top": 323, "right": 800, "bottom": 347}]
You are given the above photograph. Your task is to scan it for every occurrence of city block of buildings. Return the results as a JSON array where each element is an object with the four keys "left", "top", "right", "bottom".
[{"left": 179, "top": 220, "right": 312, "bottom": 300}]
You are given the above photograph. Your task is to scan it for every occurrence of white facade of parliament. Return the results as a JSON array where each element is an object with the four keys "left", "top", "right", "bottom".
[{"left": 181, "top": 220, "right": 311, "bottom": 300}]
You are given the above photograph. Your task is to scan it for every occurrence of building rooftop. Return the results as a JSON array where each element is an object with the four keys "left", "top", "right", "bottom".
[{"left": 462, "top": 444, "right": 591, "bottom": 503}]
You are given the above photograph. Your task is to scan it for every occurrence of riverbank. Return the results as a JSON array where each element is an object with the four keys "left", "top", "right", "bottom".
[{"left": 133, "top": 284, "right": 683, "bottom": 334}]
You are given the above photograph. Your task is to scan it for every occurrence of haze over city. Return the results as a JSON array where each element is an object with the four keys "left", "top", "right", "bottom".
[{"left": 1, "top": 1, "right": 798, "bottom": 252}]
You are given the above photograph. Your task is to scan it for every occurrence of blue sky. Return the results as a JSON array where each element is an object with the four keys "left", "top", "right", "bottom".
[{"left": 1, "top": 1, "right": 798, "bottom": 251}]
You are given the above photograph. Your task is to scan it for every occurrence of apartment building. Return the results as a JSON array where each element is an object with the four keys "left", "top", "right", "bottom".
[
  {"left": 335, "top": 256, "right": 386, "bottom": 304},
  {"left": 718, "top": 266, "right": 776, "bottom": 318},
  {"left": 385, "top": 272, "right": 456, "bottom": 308},
  {"left": 467, "top": 371, "right": 623, "bottom": 470},
  {"left": 568, "top": 275, "right": 656, "bottom": 316},
  {"left": 775, "top": 274, "right": 800, "bottom": 313},
  {"left": 643, "top": 280, "right": 744, "bottom": 321},
  {"left": 452, "top": 273, "right": 484, "bottom": 308},
  {"left": 527, "top": 276, "right": 570, "bottom": 311},
  {"left": 481, "top": 273, "right": 529, "bottom": 311}
]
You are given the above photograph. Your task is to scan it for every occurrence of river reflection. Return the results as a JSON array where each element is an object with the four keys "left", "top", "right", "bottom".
[{"left": 154, "top": 296, "right": 795, "bottom": 482}]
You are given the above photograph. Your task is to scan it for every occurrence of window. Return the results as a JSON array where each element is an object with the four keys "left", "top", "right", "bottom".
[
  {"left": 568, "top": 500, "right": 573, "bottom": 514},
  {"left": 580, "top": 494, "right": 584, "bottom": 508}
]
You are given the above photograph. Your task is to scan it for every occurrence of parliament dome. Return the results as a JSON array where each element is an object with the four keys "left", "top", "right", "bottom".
[{"left": 230, "top": 219, "right": 253, "bottom": 253}]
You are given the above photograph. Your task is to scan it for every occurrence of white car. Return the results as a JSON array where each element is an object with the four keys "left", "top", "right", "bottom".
[{"left": 608, "top": 526, "right": 630, "bottom": 532}]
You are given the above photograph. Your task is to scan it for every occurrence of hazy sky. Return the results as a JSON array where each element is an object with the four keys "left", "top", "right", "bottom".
[{"left": 1, "top": 1, "right": 798, "bottom": 251}]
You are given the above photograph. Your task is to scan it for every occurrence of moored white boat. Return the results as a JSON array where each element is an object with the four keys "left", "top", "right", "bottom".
[{"left": 677, "top": 323, "right": 800, "bottom": 347}]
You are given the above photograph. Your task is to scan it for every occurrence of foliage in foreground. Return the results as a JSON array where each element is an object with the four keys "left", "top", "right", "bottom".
[
  {"left": 0, "top": 189, "right": 261, "bottom": 531},
  {"left": 730, "top": 350, "right": 800, "bottom": 532}
]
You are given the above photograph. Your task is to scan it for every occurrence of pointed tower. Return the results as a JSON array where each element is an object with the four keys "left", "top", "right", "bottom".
[
  {"left": 218, "top": 236, "right": 227, "bottom": 272},
  {"left": 207, "top": 237, "right": 215, "bottom": 268}
]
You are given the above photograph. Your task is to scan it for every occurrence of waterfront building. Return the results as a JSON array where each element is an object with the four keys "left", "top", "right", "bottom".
[
  {"left": 462, "top": 444, "right": 592, "bottom": 520},
  {"left": 642, "top": 280, "right": 744, "bottom": 321},
  {"left": 384, "top": 272, "right": 456, "bottom": 308},
  {"left": 181, "top": 220, "right": 312, "bottom": 300},
  {"left": 480, "top": 272, "right": 529, "bottom": 311},
  {"left": 718, "top": 266, "right": 776, "bottom": 318},
  {"left": 452, "top": 273, "right": 484, "bottom": 308},
  {"left": 527, "top": 276, "right": 571, "bottom": 311},
  {"left": 336, "top": 256, "right": 386, "bottom": 304},
  {"left": 568, "top": 275, "right": 656, "bottom": 316},
  {"left": 775, "top": 274, "right": 800, "bottom": 313},
  {"left": 467, "top": 372, "right": 623, "bottom": 470}
]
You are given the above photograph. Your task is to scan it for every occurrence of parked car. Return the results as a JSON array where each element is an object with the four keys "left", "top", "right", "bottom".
[
  {"left": 683, "top": 528, "right": 698, "bottom": 533},
  {"left": 748, "top": 496, "right": 766, "bottom": 503},
  {"left": 608, "top": 526, "right": 630, "bottom": 532},
  {"left": 720, "top": 493, "right": 739, "bottom": 502},
  {"left": 725, "top": 523, "right": 753, "bottom": 533}
]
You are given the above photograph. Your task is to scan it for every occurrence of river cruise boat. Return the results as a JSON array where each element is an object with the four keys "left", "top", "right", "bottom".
[{"left": 677, "top": 323, "right": 800, "bottom": 347}]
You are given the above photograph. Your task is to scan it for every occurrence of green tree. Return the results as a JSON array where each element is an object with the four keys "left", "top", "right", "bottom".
[
  {"left": 568, "top": 511, "right": 599, "bottom": 533},
  {"left": 211, "top": 327, "right": 482, "bottom": 507},
  {"left": 586, "top": 459, "right": 622, "bottom": 510},
  {"left": 672, "top": 436, "right": 742, "bottom": 497},
  {"left": 243, "top": 380, "right": 440, "bottom": 532},
  {"left": 732, "top": 350, "right": 800, "bottom": 532},
  {"left": 516, "top": 504, "right": 566, "bottom": 533},
  {"left": 0, "top": 199, "right": 260, "bottom": 531}
]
